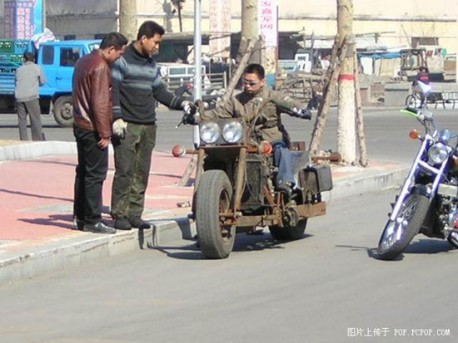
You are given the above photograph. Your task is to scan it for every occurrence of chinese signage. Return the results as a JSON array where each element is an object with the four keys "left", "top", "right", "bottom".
[
  {"left": 258, "top": 0, "right": 278, "bottom": 47},
  {"left": 209, "top": 0, "right": 231, "bottom": 59},
  {"left": 4, "top": 0, "right": 44, "bottom": 39}
]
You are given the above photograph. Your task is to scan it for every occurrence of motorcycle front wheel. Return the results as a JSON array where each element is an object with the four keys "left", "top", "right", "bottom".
[
  {"left": 377, "top": 193, "right": 430, "bottom": 260},
  {"left": 195, "top": 170, "right": 235, "bottom": 259}
]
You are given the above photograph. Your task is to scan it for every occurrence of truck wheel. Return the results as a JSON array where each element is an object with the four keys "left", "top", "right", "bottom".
[
  {"left": 269, "top": 219, "right": 308, "bottom": 241},
  {"left": 195, "top": 170, "right": 235, "bottom": 259},
  {"left": 53, "top": 96, "right": 74, "bottom": 127}
]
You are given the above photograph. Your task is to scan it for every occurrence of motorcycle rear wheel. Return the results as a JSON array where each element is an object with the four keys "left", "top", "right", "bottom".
[
  {"left": 269, "top": 219, "right": 308, "bottom": 241},
  {"left": 377, "top": 193, "right": 430, "bottom": 260},
  {"left": 195, "top": 170, "right": 235, "bottom": 259}
]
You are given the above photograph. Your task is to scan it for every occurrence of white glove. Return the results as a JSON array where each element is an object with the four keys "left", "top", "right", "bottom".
[
  {"left": 181, "top": 100, "right": 197, "bottom": 115},
  {"left": 180, "top": 100, "right": 198, "bottom": 125},
  {"left": 112, "top": 119, "right": 127, "bottom": 138}
]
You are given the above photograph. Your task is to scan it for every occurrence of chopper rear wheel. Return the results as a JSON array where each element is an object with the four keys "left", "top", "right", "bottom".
[{"left": 269, "top": 219, "right": 308, "bottom": 241}]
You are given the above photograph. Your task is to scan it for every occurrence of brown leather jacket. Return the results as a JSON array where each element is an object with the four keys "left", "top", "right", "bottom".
[{"left": 72, "top": 50, "right": 112, "bottom": 138}]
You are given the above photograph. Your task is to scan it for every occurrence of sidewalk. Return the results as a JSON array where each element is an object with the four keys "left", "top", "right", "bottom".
[{"left": 0, "top": 141, "right": 409, "bottom": 283}]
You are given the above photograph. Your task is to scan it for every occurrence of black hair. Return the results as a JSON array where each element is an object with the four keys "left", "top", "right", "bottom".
[
  {"left": 23, "top": 51, "right": 35, "bottom": 62},
  {"left": 244, "top": 63, "right": 265, "bottom": 79},
  {"left": 137, "top": 20, "right": 165, "bottom": 40},
  {"left": 99, "top": 32, "right": 128, "bottom": 50}
]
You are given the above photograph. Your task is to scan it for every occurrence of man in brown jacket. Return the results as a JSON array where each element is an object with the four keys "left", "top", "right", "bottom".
[{"left": 73, "top": 32, "right": 127, "bottom": 233}]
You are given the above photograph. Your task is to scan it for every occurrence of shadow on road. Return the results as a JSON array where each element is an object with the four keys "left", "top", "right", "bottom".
[{"left": 150, "top": 232, "right": 313, "bottom": 260}]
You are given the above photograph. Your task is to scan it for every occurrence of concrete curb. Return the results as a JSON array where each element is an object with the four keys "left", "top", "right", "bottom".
[
  {"left": 0, "top": 142, "right": 408, "bottom": 283},
  {"left": 0, "top": 141, "right": 196, "bottom": 283},
  {"left": 0, "top": 141, "right": 77, "bottom": 161},
  {"left": 0, "top": 216, "right": 195, "bottom": 283},
  {"left": 330, "top": 165, "right": 409, "bottom": 200}
]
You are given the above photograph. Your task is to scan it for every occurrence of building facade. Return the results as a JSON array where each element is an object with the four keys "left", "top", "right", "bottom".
[{"left": 0, "top": 0, "right": 456, "bottom": 55}]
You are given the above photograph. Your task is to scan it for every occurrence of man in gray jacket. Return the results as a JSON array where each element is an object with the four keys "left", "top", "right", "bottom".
[
  {"left": 15, "top": 51, "right": 46, "bottom": 141},
  {"left": 110, "top": 20, "right": 191, "bottom": 230}
]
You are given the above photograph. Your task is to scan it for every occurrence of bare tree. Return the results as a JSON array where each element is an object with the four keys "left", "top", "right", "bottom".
[
  {"left": 171, "top": 0, "right": 186, "bottom": 32},
  {"left": 119, "top": 0, "right": 137, "bottom": 42},
  {"left": 336, "top": 0, "right": 356, "bottom": 165},
  {"left": 237, "top": 0, "right": 259, "bottom": 64}
]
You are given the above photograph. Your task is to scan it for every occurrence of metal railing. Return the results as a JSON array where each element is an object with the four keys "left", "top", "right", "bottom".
[{"left": 163, "top": 72, "right": 227, "bottom": 94}]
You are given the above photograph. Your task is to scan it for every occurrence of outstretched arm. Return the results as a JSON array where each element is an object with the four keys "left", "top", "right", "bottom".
[{"left": 270, "top": 90, "right": 312, "bottom": 119}]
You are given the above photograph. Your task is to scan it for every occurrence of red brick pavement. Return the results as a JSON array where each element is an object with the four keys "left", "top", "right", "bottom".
[{"left": 0, "top": 151, "right": 193, "bottom": 242}]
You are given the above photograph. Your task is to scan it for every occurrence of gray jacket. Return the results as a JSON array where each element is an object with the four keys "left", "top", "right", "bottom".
[{"left": 15, "top": 62, "right": 46, "bottom": 102}]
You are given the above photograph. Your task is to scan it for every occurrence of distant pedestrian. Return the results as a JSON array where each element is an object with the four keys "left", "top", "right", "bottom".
[
  {"left": 15, "top": 51, "right": 46, "bottom": 141},
  {"left": 413, "top": 66, "right": 430, "bottom": 86},
  {"left": 412, "top": 66, "right": 431, "bottom": 107},
  {"left": 73, "top": 32, "right": 128, "bottom": 234}
]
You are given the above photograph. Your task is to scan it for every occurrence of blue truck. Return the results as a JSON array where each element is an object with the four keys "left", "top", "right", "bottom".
[{"left": 0, "top": 39, "right": 101, "bottom": 127}]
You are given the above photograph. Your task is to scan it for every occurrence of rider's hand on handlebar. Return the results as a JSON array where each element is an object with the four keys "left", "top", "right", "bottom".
[
  {"left": 182, "top": 100, "right": 197, "bottom": 115},
  {"left": 180, "top": 101, "right": 199, "bottom": 125},
  {"left": 293, "top": 107, "right": 312, "bottom": 120}
]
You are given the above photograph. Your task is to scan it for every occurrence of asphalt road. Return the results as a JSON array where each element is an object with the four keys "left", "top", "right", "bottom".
[
  {"left": 1, "top": 106, "right": 458, "bottom": 164},
  {"left": 0, "top": 189, "right": 456, "bottom": 342},
  {"left": 1, "top": 107, "right": 458, "bottom": 342}
]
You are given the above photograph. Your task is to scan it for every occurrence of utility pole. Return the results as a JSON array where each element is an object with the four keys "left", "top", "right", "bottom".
[
  {"left": 193, "top": 0, "right": 202, "bottom": 147},
  {"left": 336, "top": 0, "right": 356, "bottom": 165},
  {"left": 119, "top": 0, "right": 137, "bottom": 42},
  {"left": 238, "top": 0, "right": 259, "bottom": 64}
]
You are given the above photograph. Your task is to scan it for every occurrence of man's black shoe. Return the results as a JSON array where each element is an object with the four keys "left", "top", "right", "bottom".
[
  {"left": 129, "top": 217, "right": 151, "bottom": 229},
  {"left": 74, "top": 218, "right": 84, "bottom": 231},
  {"left": 114, "top": 218, "right": 132, "bottom": 230},
  {"left": 83, "top": 222, "right": 116, "bottom": 234}
]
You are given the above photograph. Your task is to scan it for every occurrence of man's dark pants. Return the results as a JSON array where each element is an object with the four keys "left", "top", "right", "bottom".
[
  {"left": 111, "top": 122, "right": 157, "bottom": 221},
  {"left": 16, "top": 99, "right": 43, "bottom": 141},
  {"left": 273, "top": 140, "right": 296, "bottom": 188},
  {"left": 73, "top": 125, "right": 109, "bottom": 225}
]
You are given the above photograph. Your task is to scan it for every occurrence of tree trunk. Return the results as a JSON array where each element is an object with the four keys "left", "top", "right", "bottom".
[
  {"left": 354, "top": 50, "right": 368, "bottom": 166},
  {"left": 336, "top": 0, "right": 356, "bottom": 165},
  {"left": 237, "top": 0, "right": 259, "bottom": 64},
  {"left": 309, "top": 39, "right": 347, "bottom": 154},
  {"left": 177, "top": 5, "right": 183, "bottom": 32},
  {"left": 119, "top": 0, "right": 137, "bottom": 43}
]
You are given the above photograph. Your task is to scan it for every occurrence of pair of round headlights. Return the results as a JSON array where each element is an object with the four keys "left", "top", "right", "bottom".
[{"left": 200, "top": 121, "right": 244, "bottom": 144}]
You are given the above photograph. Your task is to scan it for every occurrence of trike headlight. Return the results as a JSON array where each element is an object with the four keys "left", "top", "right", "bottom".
[
  {"left": 200, "top": 122, "right": 221, "bottom": 144},
  {"left": 222, "top": 121, "right": 243, "bottom": 143}
]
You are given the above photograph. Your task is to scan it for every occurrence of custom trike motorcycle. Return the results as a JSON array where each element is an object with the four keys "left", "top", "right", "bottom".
[
  {"left": 377, "top": 107, "right": 458, "bottom": 260},
  {"left": 180, "top": 106, "right": 333, "bottom": 259}
]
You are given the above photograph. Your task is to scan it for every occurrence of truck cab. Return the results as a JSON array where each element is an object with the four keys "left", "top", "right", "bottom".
[
  {"left": 400, "top": 46, "right": 446, "bottom": 82},
  {"left": 37, "top": 40, "right": 100, "bottom": 126},
  {"left": 0, "top": 39, "right": 100, "bottom": 127}
]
